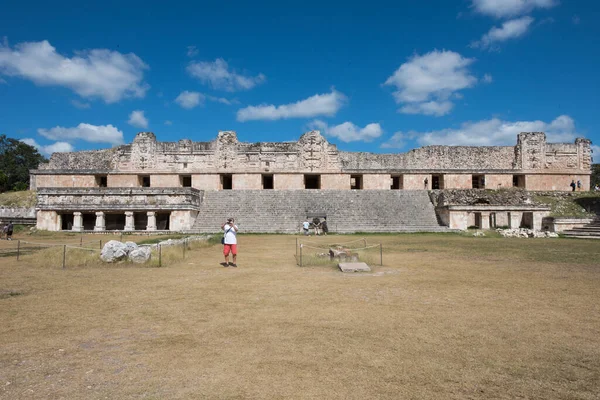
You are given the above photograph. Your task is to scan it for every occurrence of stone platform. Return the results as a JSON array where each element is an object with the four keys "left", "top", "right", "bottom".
[{"left": 338, "top": 262, "right": 371, "bottom": 272}]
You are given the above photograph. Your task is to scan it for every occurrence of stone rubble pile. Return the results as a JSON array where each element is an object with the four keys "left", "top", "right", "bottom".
[
  {"left": 100, "top": 240, "right": 151, "bottom": 263},
  {"left": 495, "top": 228, "right": 559, "bottom": 238}
]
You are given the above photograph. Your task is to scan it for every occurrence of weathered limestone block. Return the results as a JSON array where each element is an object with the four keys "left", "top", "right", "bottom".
[
  {"left": 124, "top": 241, "right": 138, "bottom": 253},
  {"left": 129, "top": 247, "right": 151, "bottom": 263},
  {"left": 100, "top": 240, "right": 129, "bottom": 262}
]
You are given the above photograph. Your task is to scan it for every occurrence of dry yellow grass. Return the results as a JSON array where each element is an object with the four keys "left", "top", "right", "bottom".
[{"left": 1, "top": 233, "right": 599, "bottom": 399}]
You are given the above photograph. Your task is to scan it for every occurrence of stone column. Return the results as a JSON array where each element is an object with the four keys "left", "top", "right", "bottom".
[
  {"left": 124, "top": 211, "right": 135, "bottom": 231},
  {"left": 146, "top": 211, "right": 157, "bottom": 231},
  {"left": 480, "top": 212, "right": 490, "bottom": 230},
  {"left": 94, "top": 212, "right": 106, "bottom": 231},
  {"left": 509, "top": 212, "right": 522, "bottom": 229},
  {"left": 72, "top": 212, "right": 83, "bottom": 232},
  {"left": 532, "top": 212, "right": 544, "bottom": 231}
]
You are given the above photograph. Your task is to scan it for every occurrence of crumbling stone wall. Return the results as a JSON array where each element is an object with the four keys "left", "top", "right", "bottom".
[{"left": 35, "top": 130, "right": 592, "bottom": 175}]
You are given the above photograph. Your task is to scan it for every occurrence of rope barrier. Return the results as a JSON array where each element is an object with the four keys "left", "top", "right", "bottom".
[
  {"left": 300, "top": 243, "right": 382, "bottom": 251},
  {"left": 299, "top": 237, "right": 367, "bottom": 246}
]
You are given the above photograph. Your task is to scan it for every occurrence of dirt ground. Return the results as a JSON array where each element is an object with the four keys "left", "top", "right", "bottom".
[{"left": 1, "top": 232, "right": 599, "bottom": 399}]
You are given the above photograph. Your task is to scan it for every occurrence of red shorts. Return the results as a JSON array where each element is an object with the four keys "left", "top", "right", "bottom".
[{"left": 223, "top": 244, "right": 237, "bottom": 256}]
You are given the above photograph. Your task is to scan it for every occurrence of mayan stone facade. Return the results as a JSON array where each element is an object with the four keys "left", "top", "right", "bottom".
[{"left": 30, "top": 130, "right": 592, "bottom": 232}]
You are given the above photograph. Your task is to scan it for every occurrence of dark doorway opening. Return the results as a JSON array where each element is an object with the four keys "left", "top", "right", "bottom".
[
  {"left": 139, "top": 175, "right": 151, "bottom": 187},
  {"left": 134, "top": 212, "right": 148, "bottom": 230},
  {"left": 95, "top": 175, "right": 107, "bottom": 187},
  {"left": 304, "top": 175, "right": 321, "bottom": 189},
  {"left": 432, "top": 174, "right": 444, "bottom": 190},
  {"left": 157, "top": 213, "right": 170, "bottom": 230},
  {"left": 61, "top": 213, "right": 74, "bottom": 231},
  {"left": 221, "top": 174, "right": 232, "bottom": 190},
  {"left": 391, "top": 175, "right": 403, "bottom": 190},
  {"left": 350, "top": 175, "right": 363, "bottom": 190},
  {"left": 82, "top": 213, "right": 95, "bottom": 230},
  {"left": 513, "top": 175, "right": 525, "bottom": 188},
  {"left": 181, "top": 175, "right": 192, "bottom": 187},
  {"left": 262, "top": 174, "right": 274, "bottom": 189},
  {"left": 472, "top": 175, "right": 485, "bottom": 189},
  {"left": 105, "top": 214, "right": 126, "bottom": 230}
]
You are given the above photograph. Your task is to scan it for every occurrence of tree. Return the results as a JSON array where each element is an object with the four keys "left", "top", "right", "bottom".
[
  {"left": 592, "top": 164, "right": 600, "bottom": 189},
  {"left": 0, "top": 135, "right": 47, "bottom": 192}
]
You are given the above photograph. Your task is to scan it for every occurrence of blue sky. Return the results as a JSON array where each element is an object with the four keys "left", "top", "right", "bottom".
[{"left": 1, "top": 0, "right": 599, "bottom": 157}]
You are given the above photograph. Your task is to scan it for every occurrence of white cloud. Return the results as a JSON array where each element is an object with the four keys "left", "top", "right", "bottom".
[
  {"left": 0, "top": 40, "right": 149, "bottom": 103},
  {"left": 380, "top": 115, "right": 579, "bottom": 148},
  {"left": 400, "top": 101, "right": 454, "bottom": 117},
  {"left": 21, "top": 138, "right": 74, "bottom": 155},
  {"left": 591, "top": 145, "right": 600, "bottom": 163},
  {"left": 237, "top": 90, "right": 347, "bottom": 122},
  {"left": 164, "top": 120, "right": 173, "bottom": 126},
  {"left": 471, "top": 16, "right": 534, "bottom": 49},
  {"left": 186, "top": 45, "right": 199, "bottom": 57},
  {"left": 187, "top": 58, "right": 266, "bottom": 92},
  {"left": 37, "top": 123, "right": 125, "bottom": 146},
  {"left": 175, "top": 90, "right": 204, "bottom": 109},
  {"left": 309, "top": 120, "right": 383, "bottom": 143},
  {"left": 471, "top": 0, "right": 557, "bottom": 18},
  {"left": 207, "top": 95, "right": 238, "bottom": 105},
  {"left": 483, "top": 74, "right": 493, "bottom": 83},
  {"left": 128, "top": 110, "right": 148, "bottom": 129},
  {"left": 71, "top": 99, "right": 91, "bottom": 109},
  {"left": 384, "top": 50, "right": 477, "bottom": 116}
]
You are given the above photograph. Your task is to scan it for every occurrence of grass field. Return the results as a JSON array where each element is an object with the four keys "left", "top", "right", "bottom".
[{"left": 1, "top": 232, "right": 599, "bottom": 399}]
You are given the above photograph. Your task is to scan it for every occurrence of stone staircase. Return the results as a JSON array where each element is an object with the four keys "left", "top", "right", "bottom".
[
  {"left": 561, "top": 216, "right": 600, "bottom": 238},
  {"left": 187, "top": 190, "right": 451, "bottom": 233}
]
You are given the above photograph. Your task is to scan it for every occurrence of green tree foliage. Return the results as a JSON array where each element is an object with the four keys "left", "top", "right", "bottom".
[
  {"left": 592, "top": 164, "right": 600, "bottom": 189},
  {"left": 0, "top": 135, "right": 47, "bottom": 192}
]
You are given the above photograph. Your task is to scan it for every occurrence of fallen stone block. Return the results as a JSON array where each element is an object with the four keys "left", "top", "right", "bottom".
[{"left": 338, "top": 262, "right": 371, "bottom": 272}]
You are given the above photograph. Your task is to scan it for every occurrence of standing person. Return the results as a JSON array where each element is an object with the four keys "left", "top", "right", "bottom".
[
  {"left": 321, "top": 217, "right": 328, "bottom": 235},
  {"left": 6, "top": 221, "right": 13, "bottom": 241},
  {"left": 424, "top": 178, "right": 428, "bottom": 190},
  {"left": 577, "top": 180, "right": 582, "bottom": 191},
  {"left": 221, "top": 217, "right": 238, "bottom": 267},
  {"left": 302, "top": 218, "right": 310, "bottom": 236},
  {"left": 313, "top": 217, "right": 321, "bottom": 236},
  {"left": 1, "top": 223, "right": 7, "bottom": 240},
  {"left": 570, "top": 180, "right": 576, "bottom": 192}
]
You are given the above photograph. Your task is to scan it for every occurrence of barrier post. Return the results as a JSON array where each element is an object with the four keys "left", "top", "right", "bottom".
[
  {"left": 364, "top": 238, "right": 367, "bottom": 247},
  {"left": 99, "top": 240, "right": 102, "bottom": 250},
  {"left": 62, "top": 245, "right": 66, "bottom": 269},
  {"left": 183, "top": 239, "right": 186, "bottom": 259},
  {"left": 380, "top": 243, "right": 383, "bottom": 266},
  {"left": 300, "top": 244, "right": 303, "bottom": 267},
  {"left": 16, "top": 240, "right": 20, "bottom": 261},
  {"left": 159, "top": 245, "right": 162, "bottom": 267},
  {"left": 80, "top": 234, "right": 83, "bottom": 247},
  {"left": 296, "top": 238, "right": 298, "bottom": 258}
]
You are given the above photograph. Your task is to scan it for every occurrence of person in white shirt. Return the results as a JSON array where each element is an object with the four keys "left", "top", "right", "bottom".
[
  {"left": 302, "top": 218, "right": 310, "bottom": 236},
  {"left": 221, "top": 217, "right": 239, "bottom": 267}
]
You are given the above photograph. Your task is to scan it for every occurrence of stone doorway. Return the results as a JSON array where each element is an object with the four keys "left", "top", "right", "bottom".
[
  {"left": 157, "top": 213, "right": 170, "bottom": 230},
  {"left": 61, "top": 213, "right": 74, "bottom": 230},
  {"left": 304, "top": 175, "right": 321, "bottom": 189},
  {"left": 134, "top": 212, "right": 148, "bottom": 230},
  {"left": 105, "top": 213, "right": 126, "bottom": 230},
  {"left": 221, "top": 174, "right": 232, "bottom": 190}
]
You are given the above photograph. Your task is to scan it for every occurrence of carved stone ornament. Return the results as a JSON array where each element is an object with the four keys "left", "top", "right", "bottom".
[{"left": 299, "top": 131, "right": 326, "bottom": 171}]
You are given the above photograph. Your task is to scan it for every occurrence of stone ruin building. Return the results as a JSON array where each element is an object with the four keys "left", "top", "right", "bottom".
[{"left": 30, "top": 130, "right": 592, "bottom": 233}]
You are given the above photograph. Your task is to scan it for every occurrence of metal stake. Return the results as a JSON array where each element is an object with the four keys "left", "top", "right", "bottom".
[
  {"left": 380, "top": 243, "right": 383, "bottom": 266},
  {"left": 159, "top": 245, "right": 162, "bottom": 267},
  {"left": 17, "top": 240, "right": 20, "bottom": 261},
  {"left": 62, "top": 245, "right": 66, "bottom": 269},
  {"left": 300, "top": 244, "right": 303, "bottom": 267}
]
